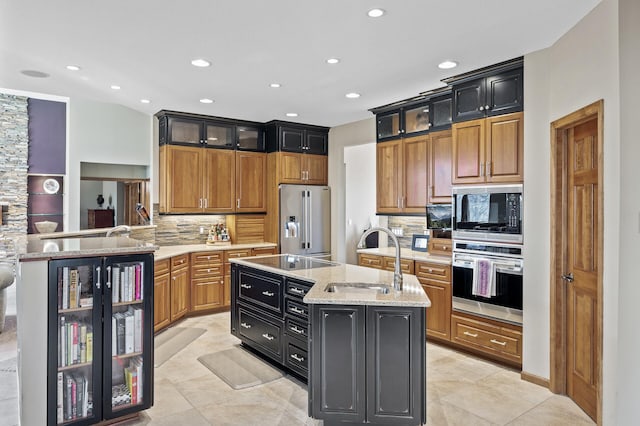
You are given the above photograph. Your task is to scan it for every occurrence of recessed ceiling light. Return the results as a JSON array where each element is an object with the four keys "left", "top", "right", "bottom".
[
  {"left": 66, "top": 65, "right": 81, "bottom": 71},
  {"left": 438, "top": 60, "right": 458, "bottom": 69},
  {"left": 270, "top": 83, "right": 281, "bottom": 88},
  {"left": 191, "top": 58, "right": 211, "bottom": 67},
  {"left": 200, "top": 98, "right": 214, "bottom": 104},
  {"left": 326, "top": 58, "right": 340, "bottom": 64},
  {"left": 345, "top": 92, "right": 361, "bottom": 99},
  {"left": 367, "top": 8, "right": 385, "bottom": 18},
  {"left": 20, "top": 70, "right": 49, "bottom": 78},
  {"left": 286, "top": 113, "right": 298, "bottom": 117},
  {"left": 140, "top": 99, "right": 151, "bottom": 104},
  {"left": 110, "top": 85, "right": 121, "bottom": 90}
]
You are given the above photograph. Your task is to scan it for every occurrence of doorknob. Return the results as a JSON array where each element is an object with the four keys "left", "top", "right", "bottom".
[{"left": 561, "top": 272, "right": 574, "bottom": 283}]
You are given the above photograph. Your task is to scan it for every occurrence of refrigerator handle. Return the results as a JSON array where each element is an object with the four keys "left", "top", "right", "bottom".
[
  {"left": 307, "top": 190, "right": 312, "bottom": 249},
  {"left": 96, "top": 266, "right": 101, "bottom": 290},
  {"left": 301, "top": 191, "right": 307, "bottom": 249}
]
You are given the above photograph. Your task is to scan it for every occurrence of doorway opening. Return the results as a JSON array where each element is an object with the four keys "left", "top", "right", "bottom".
[{"left": 549, "top": 100, "right": 603, "bottom": 423}]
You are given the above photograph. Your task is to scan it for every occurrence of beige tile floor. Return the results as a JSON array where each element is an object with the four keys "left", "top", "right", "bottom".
[{"left": 0, "top": 305, "right": 595, "bottom": 426}]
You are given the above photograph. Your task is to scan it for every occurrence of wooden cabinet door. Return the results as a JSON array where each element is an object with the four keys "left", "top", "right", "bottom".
[
  {"left": 358, "top": 253, "right": 384, "bottom": 269},
  {"left": 428, "top": 130, "right": 453, "bottom": 203},
  {"left": 376, "top": 140, "right": 403, "bottom": 214},
  {"left": 452, "top": 118, "right": 486, "bottom": 184},
  {"left": 278, "top": 152, "right": 303, "bottom": 183},
  {"left": 236, "top": 151, "right": 266, "bottom": 212},
  {"left": 170, "top": 266, "right": 189, "bottom": 321},
  {"left": 191, "top": 275, "right": 223, "bottom": 311},
  {"left": 421, "top": 281, "right": 451, "bottom": 340},
  {"left": 306, "top": 130, "right": 328, "bottom": 155},
  {"left": 485, "top": 112, "right": 524, "bottom": 183},
  {"left": 452, "top": 78, "right": 486, "bottom": 122},
  {"left": 304, "top": 154, "right": 328, "bottom": 185},
  {"left": 402, "top": 135, "right": 427, "bottom": 213},
  {"left": 485, "top": 69, "right": 523, "bottom": 117},
  {"left": 154, "top": 260, "right": 171, "bottom": 332},
  {"left": 280, "top": 127, "right": 305, "bottom": 152},
  {"left": 165, "top": 145, "right": 204, "bottom": 212},
  {"left": 203, "top": 148, "right": 236, "bottom": 213}
]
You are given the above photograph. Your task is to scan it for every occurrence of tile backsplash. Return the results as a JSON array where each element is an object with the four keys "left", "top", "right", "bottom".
[
  {"left": 386, "top": 216, "right": 427, "bottom": 249},
  {"left": 152, "top": 204, "right": 226, "bottom": 246}
]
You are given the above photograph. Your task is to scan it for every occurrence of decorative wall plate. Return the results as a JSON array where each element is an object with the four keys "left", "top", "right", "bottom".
[{"left": 43, "top": 178, "right": 60, "bottom": 194}]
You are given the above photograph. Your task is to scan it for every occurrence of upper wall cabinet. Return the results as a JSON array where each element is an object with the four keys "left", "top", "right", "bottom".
[
  {"left": 447, "top": 63, "right": 523, "bottom": 123},
  {"left": 265, "top": 121, "right": 329, "bottom": 156}
]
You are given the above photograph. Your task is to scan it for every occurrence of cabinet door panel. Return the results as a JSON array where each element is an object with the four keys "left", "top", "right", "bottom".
[
  {"left": 236, "top": 125, "right": 264, "bottom": 151},
  {"left": 376, "top": 140, "right": 403, "bottom": 214},
  {"left": 236, "top": 152, "right": 266, "bottom": 212},
  {"left": 452, "top": 119, "right": 485, "bottom": 184},
  {"left": 428, "top": 130, "right": 453, "bottom": 203},
  {"left": 203, "top": 149, "right": 235, "bottom": 212},
  {"left": 204, "top": 122, "right": 234, "bottom": 148},
  {"left": 430, "top": 95, "right": 453, "bottom": 131},
  {"left": 421, "top": 281, "right": 451, "bottom": 340},
  {"left": 306, "top": 130, "right": 328, "bottom": 155},
  {"left": 281, "top": 128, "right": 305, "bottom": 152},
  {"left": 402, "top": 136, "right": 428, "bottom": 212},
  {"left": 166, "top": 146, "right": 203, "bottom": 212},
  {"left": 453, "top": 79, "right": 485, "bottom": 122},
  {"left": 304, "top": 154, "right": 328, "bottom": 185},
  {"left": 377, "top": 111, "right": 401, "bottom": 141},
  {"left": 486, "top": 69, "right": 523, "bottom": 116},
  {"left": 279, "top": 152, "right": 303, "bottom": 183},
  {"left": 191, "top": 277, "right": 224, "bottom": 311},
  {"left": 486, "top": 112, "right": 524, "bottom": 183},
  {"left": 170, "top": 267, "right": 189, "bottom": 321},
  {"left": 168, "top": 117, "right": 201, "bottom": 145},
  {"left": 403, "top": 104, "right": 430, "bottom": 136},
  {"left": 154, "top": 273, "right": 171, "bottom": 332}
]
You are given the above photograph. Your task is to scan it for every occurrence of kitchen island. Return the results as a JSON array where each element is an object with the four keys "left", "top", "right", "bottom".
[{"left": 230, "top": 254, "right": 429, "bottom": 426}]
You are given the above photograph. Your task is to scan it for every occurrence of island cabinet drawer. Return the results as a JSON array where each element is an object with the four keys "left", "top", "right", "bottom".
[
  {"left": 238, "top": 307, "right": 283, "bottom": 361},
  {"left": 284, "top": 335, "right": 308, "bottom": 377},
  {"left": 286, "top": 279, "right": 313, "bottom": 298},
  {"left": 285, "top": 299, "right": 309, "bottom": 320},
  {"left": 191, "top": 265, "right": 224, "bottom": 279},
  {"left": 285, "top": 317, "right": 309, "bottom": 341},
  {"left": 358, "top": 253, "right": 383, "bottom": 269},
  {"left": 415, "top": 261, "right": 451, "bottom": 282},
  {"left": 155, "top": 259, "right": 170, "bottom": 276},
  {"left": 237, "top": 268, "right": 283, "bottom": 314},
  {"left": 252, "top": 246, "right": 278, "bottom": 256},
  {"left": 383, "top": 256, "right": 415, "bottom": 274},
  {"left": 191, "top": 251, "right": 224, "bottom": 265},
  {"left": 224, "top": 249, "right": 252, "bottom": 261},
  {"left": 451, "top": 314, "right": 522, "bottom": 363},
  {"left": 171, "top": 254, "right": 189, "bottom": 270}
]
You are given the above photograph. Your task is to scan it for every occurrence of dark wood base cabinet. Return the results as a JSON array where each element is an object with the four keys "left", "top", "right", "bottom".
[{"left": 309, "top": 305, "right": 426, "bottom": 426}]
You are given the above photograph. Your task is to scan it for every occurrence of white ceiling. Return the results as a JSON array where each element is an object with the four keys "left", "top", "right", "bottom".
[{"left": 0, "top": 0, "right": 600, "bottom": 127}]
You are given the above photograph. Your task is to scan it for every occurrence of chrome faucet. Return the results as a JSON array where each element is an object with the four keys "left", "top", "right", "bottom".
[
  {"left": 106, "top": 225, "right": 131, "bottom": 237},
  {"left": 358, "top": 227, "right": 403, "bottom": 291}
]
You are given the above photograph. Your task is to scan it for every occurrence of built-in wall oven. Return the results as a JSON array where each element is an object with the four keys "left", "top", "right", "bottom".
[{"left": 452, "top": 240, "right": 523, "bottom": 325}]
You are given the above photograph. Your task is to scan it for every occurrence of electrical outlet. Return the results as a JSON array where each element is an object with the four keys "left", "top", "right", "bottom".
[
  {"left": 199, "top": 226, "right": 205, "bottom": 235},
  {"left": 391, "top": 227, "right": 403, "bottom": 237}
]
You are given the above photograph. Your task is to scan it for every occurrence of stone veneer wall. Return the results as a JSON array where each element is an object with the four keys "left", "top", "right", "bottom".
[
  {"left": 152, "top": 204, "right": 226, "bottom": 246},
  {"left": 387, "top": 216, "right": 428, "bottom": 249},
  {"left": 0, "top": 94, "right": 29, "bottom": 260}
]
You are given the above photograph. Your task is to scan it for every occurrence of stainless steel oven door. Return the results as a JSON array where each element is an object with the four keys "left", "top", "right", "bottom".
[{"left": 452, "top": 254, "right": 523, "bottom": 325}]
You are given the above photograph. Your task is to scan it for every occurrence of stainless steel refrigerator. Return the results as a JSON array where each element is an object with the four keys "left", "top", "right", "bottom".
[{"left": 279, "top": 184, "right": 331, "bottom": 258}]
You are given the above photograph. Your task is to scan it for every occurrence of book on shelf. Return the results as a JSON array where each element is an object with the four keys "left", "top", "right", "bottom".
[
  {"left": 133, "top": 307, "right": 143, "bottom": 353},
  {"left": 112, "top": 265, "right": 120, "bottom": 303},
  {"left": 116, "top": 313, "right": 126, "bottom": 356},
  {"left": 69, "top": 269, "right": 78, "bottom": 309},
  {"left": 86, "top": 329, "right": 93, "bottom": 363},
  {"left": 62, "top": 266, "right": 69, "bottom": 310},
  {"left": 112, "top": 316, "right": 117, "bottom": 356},
  {"left": 60, "top": 316, "right": 66, "bottom": 367},
  {"left": 135, "top": 263, "right": 142, "bottom": 300},
  {"left": 124, "top": 311, "right": 134, "bottom": 354},
  {"left": 56, "top": 372, "right": 63, "bottom": 423},
  {"left": 65, "top": 375, "right": 73, "bottom": 420},
  {"left": 80, "top": 325, "right": 87, "bottom": 363}
]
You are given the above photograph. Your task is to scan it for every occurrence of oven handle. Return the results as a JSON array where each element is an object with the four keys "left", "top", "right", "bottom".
[{"left": 453, "top": 258, "right": 523, "bottom": 275}]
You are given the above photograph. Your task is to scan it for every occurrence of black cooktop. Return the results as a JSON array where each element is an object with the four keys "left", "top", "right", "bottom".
[{"left": 247, "top": 254, "right": 338, "bottom": 271}]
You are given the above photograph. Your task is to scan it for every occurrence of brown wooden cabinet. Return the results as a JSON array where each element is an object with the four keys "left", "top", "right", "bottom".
[
  {"left": 170, "top": 254, "right": 190, "bottom": 321},
  {"left": 87, "top": 209, "right": 114, "bottom": 229},
  {"left": 415, "top": 261, "right": 451, "bottom": 341},
  {"left": 377, "top": 135, "right": 429, "bottom": 214},
  {"left": 382, "top": 256, "right": 415, "bottom": 274},
  {"left": 275, "top": 152, "right": 327, "bottom": 185},
  {"left": 160, "top": 145, "right": 203, "bottom": 213},
  {"left": 428, "top": 238, "right": 452, "bottom": 256},
  {"left": 452, "top": 112, "right": 523, "bottom": 184},
  {"left": 190, "top": 252, "right": 224, "bottom": 312},
  {"left": 428, "top": 130, "right": 453, "bottom": 204},
  {"left": 154, "top": 259, "right": 171, "bottom": 332},
  {"left": 236, "top": 151, "right": 267, "bottom": 212},
  {"left": 203, "top": 148, "right": 236, "bottom": 213},
  {"left": 357, "top": 253, "right": 384, "bottom": 269}
]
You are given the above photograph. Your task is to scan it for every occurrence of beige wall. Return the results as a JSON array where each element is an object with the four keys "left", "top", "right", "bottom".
[{"left": 524, "top": 0, "right": 621, "bottom": 422}]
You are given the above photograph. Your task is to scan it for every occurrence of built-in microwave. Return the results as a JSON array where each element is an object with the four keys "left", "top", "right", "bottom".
[{"left": 452, "top": 184, "right": 523, "bottom": 244}]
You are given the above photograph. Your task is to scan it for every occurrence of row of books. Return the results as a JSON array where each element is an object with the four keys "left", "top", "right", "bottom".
[
  {"left": 111, "top": 263, "right": 144, "bottom": 303},
  {"left": 112, "top": 308, "right": 143, "bottom": 356},
  {"left": 57, "top": 267, "right": 91, "bottom": 310},
  {"left": 59, "top": 317, "right": 93, "bottom": 367},
  {"left": 56, "top": 372, "right": 92, "bottom": 423},
  {"left": 123, "top": 357, "right": 143, "bottom": 406}
]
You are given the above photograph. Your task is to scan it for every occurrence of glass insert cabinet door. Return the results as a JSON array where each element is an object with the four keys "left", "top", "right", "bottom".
[
  {"left": 403, "top": 104, "right": 430, "bottom": 135},
  {"left": 377, "top": 111, "right": 401, "bottom": 140}
]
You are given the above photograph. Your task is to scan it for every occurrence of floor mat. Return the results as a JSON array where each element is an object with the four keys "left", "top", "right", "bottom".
[
  {"left": 198, "top": 346, "right": 283, "bottom": 390},
  {"left": 154, "top": 327, "right": 206, "bottom": 367}
]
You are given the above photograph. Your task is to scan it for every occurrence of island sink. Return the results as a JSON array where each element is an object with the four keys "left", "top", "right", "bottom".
[{"left": 324, "top": 282, "right": 391, "bottom": 295}]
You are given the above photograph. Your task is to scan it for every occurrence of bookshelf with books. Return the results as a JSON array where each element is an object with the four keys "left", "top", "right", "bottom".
[{"left": 46, "top": 253, "right": 154, "bottom": 425}]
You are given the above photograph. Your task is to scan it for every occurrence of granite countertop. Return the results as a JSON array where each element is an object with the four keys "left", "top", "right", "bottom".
[
  {"left": 357, "top": 247, "right": 452, "bottom": 265},
  {"left": 155, "top": 242, "right": 278, "bottom": 261},
  {"left": 18, "top": 237, "right": 158, "bottom": 261},
  {"left": 231, "top": 255, "right": 431, "bottom": 308}
]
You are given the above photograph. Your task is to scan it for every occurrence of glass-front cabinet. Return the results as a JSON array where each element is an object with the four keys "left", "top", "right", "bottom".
[
  {"left": 47, "top": 254, "right": 153, "bottom": 425},
  {"left": 376, "top": 110, "right": 401, "bottom": 141},
  {"left": 236, "top": 125, "right": 264, "bottom": 151},
  {"left": 164, "top": 116, "right": 235, "bottom": 148}
]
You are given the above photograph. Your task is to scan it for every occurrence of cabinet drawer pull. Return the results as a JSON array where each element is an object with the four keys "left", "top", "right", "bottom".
[
  {"left": 290, "top": 307, "right": 305, "bottom": 315},
  {"left": 490, "top": 339, "right": 507, "bottom": 346},
  {"left": 240, "top": 322, "right": 251, "bottom": 329},
  {"left": 262, "top": 333, "right": 274, "bottom": 341},
  {"left": 240, "top": 283, "right": 252, "bottom": 289},
  {"left": 289, "top": 325, "right": 305, "bottom": 335},
  {"left": 262, "top": 291, "right": 275, "bottom": 297},
  {"left": 463, "top": 331, "right": 478, "bottom": 338},
  {"left": 290, "top": 354, "right": 305, "bottom": 362},
  {"left": 290, "top": 287, "right": 305, "bottom": 295}
]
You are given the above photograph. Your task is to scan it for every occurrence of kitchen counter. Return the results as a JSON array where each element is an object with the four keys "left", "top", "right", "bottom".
[
  {"left": 154, "top": 242, "right": 277, "bottom": 260},
  {"left": 18, "top": 236, "right": 157, "bottom": 261},
  {"left": 357, "top": 246, "right": 452, "bottom": 264},
  {"left": 231, "top": 254, "right": 430, "bottom": 307}
]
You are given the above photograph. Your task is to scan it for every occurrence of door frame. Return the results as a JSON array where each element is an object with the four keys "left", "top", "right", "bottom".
[{"left": 549, "top": 100, "right": 603, "bottom": 424}]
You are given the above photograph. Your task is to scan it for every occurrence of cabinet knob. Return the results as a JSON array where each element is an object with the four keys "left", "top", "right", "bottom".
[
  {"left": 479, "top": 106, "right": 484, "bottom": 111},
  {"left": 485, "top": 105, "right": 490, "bottom": 110}
]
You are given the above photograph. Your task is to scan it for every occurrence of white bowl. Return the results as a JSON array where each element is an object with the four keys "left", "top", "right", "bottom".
[{"left": 34, "top": 221, "right": 58, "bottom": 233}]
